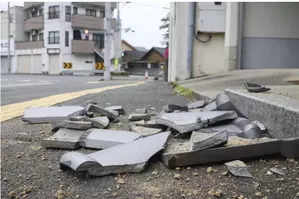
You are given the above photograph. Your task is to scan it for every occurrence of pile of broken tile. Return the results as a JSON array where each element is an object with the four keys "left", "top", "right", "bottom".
[{"left": 22, "top": 94, "right": 281, "bottom": 177}]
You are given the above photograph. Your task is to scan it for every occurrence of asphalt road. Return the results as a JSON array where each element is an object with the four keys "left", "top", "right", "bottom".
[{"left": 1, "top": 74, "right": 145, "bottom": 105}]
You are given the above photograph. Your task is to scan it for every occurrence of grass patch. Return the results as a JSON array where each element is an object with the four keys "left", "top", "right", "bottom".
[
  {"left": 111, "top": 71, "right": 129, "bottom": 76},
  {"left": 173, "top": 84, "right": 194, "bottom": 99}
]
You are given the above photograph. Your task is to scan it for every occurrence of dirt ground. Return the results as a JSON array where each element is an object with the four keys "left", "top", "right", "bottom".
[{"left": 1, "top": 82, "right": 299, "bottom": 199}]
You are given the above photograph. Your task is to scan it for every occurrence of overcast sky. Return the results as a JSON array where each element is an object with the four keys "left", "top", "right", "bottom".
[{"left": 0, "top": 1, "right": 169, "bottom": 49}]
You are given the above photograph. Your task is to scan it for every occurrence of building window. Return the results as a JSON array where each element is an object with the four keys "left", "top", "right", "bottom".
[
  {"left": 39, "top": 32, "right": 43, "bottom": 41},
  {"left": 48, "top": 31, "right": 60, "bottom": 44},
  {"left": 73, "top": 7, "right": 78, "bottom": 15},
  {"left": 93, "top": 33, "right": 104, "bottom": 49},
  {"left": 31, "top": 7, "right": 38, "bottom": 17},
  {"left": 86, "top": 8, "right": 96, "bottom": 17},
  {"left": 48, "top": 6, "right": 60, "bottom": 19},
  {"left": 32, "top": 33, "right": 38, "bottom": 41},
  {"left": 39, "top": 7, "right": 43, "bottom": 16},
  {"left": 73, "top": 30, "right": 81, "bottom": 40},
  {"left": 214, "top": 2, "right": 222, "bottom": 5},
  {"left": 65, "top": 31, "right": 69, "bottom": 47},
  {"left": 100, "top": 8, "right": 105, "bottom": 17},
  {"left": 65, "top": 6, "right": 71, "bottom": 21}
]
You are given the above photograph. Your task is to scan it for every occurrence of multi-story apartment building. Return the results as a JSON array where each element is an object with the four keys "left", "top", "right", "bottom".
[
  {"left": 0, "top": 6, "right": 24, "bottom": 73},
  {"left": 14, "top": 2, "right": 118, "bottom": 74}
]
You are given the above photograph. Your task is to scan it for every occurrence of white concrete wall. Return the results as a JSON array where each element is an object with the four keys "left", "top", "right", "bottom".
[
  {"left": 192, "top": 34, "right": 225, "bottom": 76},
  {"left": 71, "top": 54, "right": 94, "bottom": 71},
  {"left": 168, "top": 3, "right": 192, "bottom": 81},
  {"left": 192, "top": 3, "right": 226, "bottom": 76},
  {"left": 44, "top": 2, "right": 73, "bottom": 74}
]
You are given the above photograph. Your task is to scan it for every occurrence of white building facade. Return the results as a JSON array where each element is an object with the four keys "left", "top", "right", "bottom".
[
  {"left": 168, "top": 2, "right": 299, "bottom": 81},
  {"left": 0, "top": 6, "right": 24, "bottom": 73},
  {"left": 13, "top": 2, "right": 118, "bottom": 74}
]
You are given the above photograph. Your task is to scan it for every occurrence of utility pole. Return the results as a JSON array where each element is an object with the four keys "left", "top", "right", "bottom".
[
  {"left": 7, "top": 2, "right": 11, "bottom": 73},
  {"left": 116, "top": 2, "right": 122, "bottom": 72},
  {"left": 104, "top": 2, "right": 112, "bottom": 80}
]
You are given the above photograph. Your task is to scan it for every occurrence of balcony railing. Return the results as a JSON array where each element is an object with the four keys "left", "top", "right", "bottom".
[
  {"left": 71, "top": 15, "right": 105, "bottom": 30},
  {"left": 15, "top": 41, "right": 44, "bottom": 50},
  {"left": 24, "top": 15, "right": 44, "bottom": 31},
  {"left": 72, "top": 40, "right": 95, "bottom": 54}
]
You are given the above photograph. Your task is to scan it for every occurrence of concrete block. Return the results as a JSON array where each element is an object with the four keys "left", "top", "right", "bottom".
[
  {"left": 86, "top": 104, "right": 118, "bottom": 121},
  {"left": 162, "top": 104, "right": 188, "bottom": 113},
  {"left": 187, "top": 100, "right": 206, "bottom": 109},
  {"left": 41, "top": 128, "right": 85, "bottom": 149},
  {"left": 129, "top": 124, "right": 163, "bottom": 136},
  {"left": 80, "top": 128, "right": 141, "bottom": 149},
  {"left": 56, "top": 120, "right": 92, "bottom": 130},
  {"left": 87, "top": 117, "right": 110, "bottom": 129},
  {"left": 60, "top": 132, "right": 170, "bottom": 176},
  {"left": 225, "top": 88, "right": 299, "bottom": 138},
  {"left": 191, "top": 131, "right": 228, "bottom": 151},
  {"left": 128, "top": 114, "right": 151, "bottom": 121},
  {"left": 105, "top": 106, "right": 125, "bottom": 115},
  {"left": 22, "top": 106, "right": 84, "bottom": 124},
  {"left": 162, "top": 137, "right": 281, "bottom": 168},
  {"left": 156, "top": 111, "right": 237, "bottom": 134},
  {"left": 225, "top": 160, "right": 253, "bottom": 178}
]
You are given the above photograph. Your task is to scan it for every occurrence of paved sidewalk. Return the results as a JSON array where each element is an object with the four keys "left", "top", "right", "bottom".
[{"left": 178, "top": 69, "right": 299, "bottom": 100}]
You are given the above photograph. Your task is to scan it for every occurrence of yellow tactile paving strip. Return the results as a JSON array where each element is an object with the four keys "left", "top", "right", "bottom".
[{"left": 0, "top": 81, "right": 145, "bottom": 122}]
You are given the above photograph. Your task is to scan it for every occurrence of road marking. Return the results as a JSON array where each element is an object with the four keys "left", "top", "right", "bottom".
[
  {"left": 2, "top": 82, "right": 52, "bottom": 88},
  {"left": 0, "top": 81, "right": 144, "bottom": 122},
  {"left": 87, "top": 81, "right": 101, "bottom": 84}
]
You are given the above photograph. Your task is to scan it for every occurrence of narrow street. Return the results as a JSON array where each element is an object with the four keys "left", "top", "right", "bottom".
[{"left": 1, "top": 77, "right": 299, "bottom": 199}]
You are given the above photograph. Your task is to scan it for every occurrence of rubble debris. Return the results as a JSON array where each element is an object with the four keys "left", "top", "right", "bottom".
[
  {"left": 244, "top": 82, "right": 271, "bottom": 93},
  {"left": 85, "top": 111, "right": 94, "bottom": 118},
  {"left": 87, "top": 117, "right": 110, "bottom": 129},
  {"left": 22, "top": 106, "right": 84, "bottom": 123},
  {"left": 129, "top": 124, "right": 162, "bottom": 136},
  {"left": 162, "top": 104, "right": 188, "bottom": 113},
  {"left": 133, "top": 120, "right": 165, "bottom": 129},
  {"left": 41, "top": 128, "right": 85, "bottom": 149},
  {"left": 225, "top": 160, "right": 253, "bottom": 178},
  {"left": 202, "top": 100, "right": 217, "bottom": 111},
  {"left": 162, "top": 136, "right": 281, "bottom": 168},
  {"left": 242, "top": 122, "right": 265, "bottom": 139},
  {"left": 200, "top": 117, "right": 267, "bottom": 139},
  {"left": 60, "top": 132, "right": 170, "bottom": 176},
  {"left": 156, "top": 111, "right": 237, "bottom": 134},
  {"left": 269, "top": 167, "right": 286, "bottom": 176},
  {"left": 54, "top": 120, "right": 92, "bottom": 130},
  {"left": 190, "top": 130, "right": 228, "bottom": 151},
  {"left": 80, "top": 129, "right": 141, "bottom": 149},
  {"left": 69, "top": 115, "right": 88, "bottom": 121},
  {"left": 215, "top": 93, "right": 235, "bottom": 111},
  {"left": 128, "top": 114, "right": 151, "bottom": 121},
  {"left": 187, "top": 100, "right": 206, "bottom": 110},
  {"left": 105, "top": 106, "right": 125, "bottom": 115},
  {"left": 225, "top": 136, "right": 276, "bottom": 147},
  {"left": 135, "top": 108, "right": 148, "bottom": 114},
  {"left": 85, "top": 104, "right": 118, "bottom": 121}
]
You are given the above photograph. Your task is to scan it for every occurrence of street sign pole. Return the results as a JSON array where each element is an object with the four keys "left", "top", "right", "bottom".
[{"left": 104, "top": 2, "right": 112, "bottom": 80}]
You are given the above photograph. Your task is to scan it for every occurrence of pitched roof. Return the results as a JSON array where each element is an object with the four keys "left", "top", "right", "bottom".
[
  {"left": 141, "top": 47, "right": 166, "bottom": 61},
  {"left": 152, "top": 47, "right": 165, "bottom": 56},
  {"left": 122, "top": 50, "right": 147, "bottom": 62},
  {"left": 121, "top": 40, "right": 136, "bottom": 51}
]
